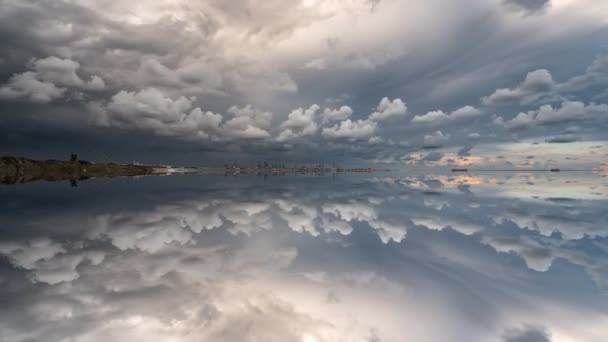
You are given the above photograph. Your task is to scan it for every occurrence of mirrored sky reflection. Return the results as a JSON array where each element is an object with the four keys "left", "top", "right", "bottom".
[{"left": 1, "top": 172, "right": 607, "bottom": 342}]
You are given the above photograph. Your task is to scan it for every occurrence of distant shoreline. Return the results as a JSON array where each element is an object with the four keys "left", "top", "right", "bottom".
[{"left": 0, "top": 156, "right": 392, "bottom": 185}]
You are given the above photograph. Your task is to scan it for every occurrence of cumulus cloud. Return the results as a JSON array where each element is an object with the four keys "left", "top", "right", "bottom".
[
  {"left": 0, "top": 56, "right": 105, "bottom": 103},
  {"left": 322, "top": 119, "right": 377, "bottom": 140},
  {"left": 368, "top": 97, "right": 407, "bottom": 122},
  {"left": 0, "top": 72, "right": 66, "bottom": 103},
  {"left": 321, "top": 105, "right": 353, "bottom": 123},
  {"left": 98, "top": 88, "right": 279, "bottom": 141},
  {"left": 368, "top": 136, "right": 384, "bottom": 145},
  {"left": 482, "top": 69, "right": 554, "bottom": 105},
  {"left": 482, "top": 236, "right": 554, "bottom": 272},
  {"left": 412, "top": 105, "right": 481, "bottom": 124},
  {"left": 368, "top": 219, "right": 407, "bottom": 243},
  {"left": 277, "top": 105, "right": 320, "bottom": 141},
  {"left": 107, "top": 88, "right": 194, "bottom": 120},
  {"left": 31, "top": 56, "right": 105, "bottom": 90},
  {"left": 499, "top": 101, "right": 608, "bottom": 130},
  {"left": 223, "top": 105, "right": 273, "bottom": 139},
  {"left": 423, "top": 131, "right": 450, "bottom": 148},
  {"left": 2, "top": 0, "right": 608, "bottom": 163},
  {"left": 0, "top": 238, "right": 104, "bottom": 284}
]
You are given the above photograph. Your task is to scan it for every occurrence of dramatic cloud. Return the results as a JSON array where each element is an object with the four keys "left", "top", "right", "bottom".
[
  {"left": 0, "top": 238, "right": 104, "bottom": 284},
  {"left": 30, "top": 57, "right": 105, "bottom": 90},
  {"left": 0, "top": 72, "right": 66, "bottom": 103},
  {"left": 1, "top": 0, "right": 608, "bottom": 164},
  {"left": 0, "top": 56, "right": 105, "bottom": 103}
]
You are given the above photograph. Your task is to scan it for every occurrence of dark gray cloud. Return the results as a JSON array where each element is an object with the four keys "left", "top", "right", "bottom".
[
  {"left": 503, "top": 325, "right": 551, "bottom": 342},
  {"left": 544, "top": 134, "right": 579, "bottom": 143},
  {"left": 503, "top": 0, "right": 551, "bottom": 13}
]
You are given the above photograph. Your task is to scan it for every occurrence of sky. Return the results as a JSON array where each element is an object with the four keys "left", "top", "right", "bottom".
[{"left": 1, "top": 0, "right": 608, "bottom": 167}]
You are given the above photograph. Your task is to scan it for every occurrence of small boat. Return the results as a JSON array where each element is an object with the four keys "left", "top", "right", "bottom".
[
  {"left": 550, "top": 168, "right": 561, "bottom": 172},
  {"left": 451, "top": 168, "right": 468, "bottom": 172}
]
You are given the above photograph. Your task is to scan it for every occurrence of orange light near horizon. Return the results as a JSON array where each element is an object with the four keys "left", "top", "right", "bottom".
[
  {"left": 436, "top": 174, "right": 483, "bottom": 186},
  {"left": 454, "top": 156, "right": 483, "bottom": 166},
  {"left": 596, "top": 163, "right": 608, "bottom": 176}
]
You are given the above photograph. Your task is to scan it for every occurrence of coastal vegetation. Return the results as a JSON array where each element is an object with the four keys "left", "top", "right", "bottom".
[{"left": 0, "top": 155, "right": 165, "bottom": 184}]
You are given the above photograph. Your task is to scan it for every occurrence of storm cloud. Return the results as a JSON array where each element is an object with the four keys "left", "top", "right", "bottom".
[{"left": 0, "top": 0, "right": 608, "bottom": 166}]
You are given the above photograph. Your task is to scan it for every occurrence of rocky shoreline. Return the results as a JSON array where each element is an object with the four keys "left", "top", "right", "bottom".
[{"left": 0, "top": 156, "right": 166, "bottom": 184}]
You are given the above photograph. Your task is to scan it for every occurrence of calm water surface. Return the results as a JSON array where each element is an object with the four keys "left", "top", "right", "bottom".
[{"left": 1, "top": 171, "right": 607, "bottom": 341}]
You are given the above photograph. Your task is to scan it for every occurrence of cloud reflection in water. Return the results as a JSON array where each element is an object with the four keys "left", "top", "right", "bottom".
[{"left": 0, "top": 173, "right": 607, "bottom": 342}]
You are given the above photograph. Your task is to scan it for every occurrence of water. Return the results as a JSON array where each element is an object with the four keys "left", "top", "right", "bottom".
[{"left": 0, "top": 171, "right": 607, "bottom": 341}]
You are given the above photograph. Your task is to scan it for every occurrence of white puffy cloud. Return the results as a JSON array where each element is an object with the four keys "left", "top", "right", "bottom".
[
  {"left": 99, "top": 88, "right": 277, "bottom": 141},
  {"left": 368, "top": 97, "right": 407, "bottom": 122},
  {"left": 0, "top": 56, "right": 105, "bottom": 103},
  {"left": 322, "top": 202, "right": 378, "bottom": 222},
  {"left": 368, "top": 136, "right": 384, "bottom": 145},
  {"left": 499, "top": 101, "right": 608, "bottom": 130},
  {"left": 368, "top": 220, "right": 407, "bottom": 243},
  {"left": 482, "top": 69, "right": 555, "bottom": 105},
  {"left": 32, "top": 56, "right": 105, "bottom": 90},
  {"left": 0, "top": 238, "right": 64, "bottom": 269},
  {"left": 94, "top": 213, "right": 194, "bottom": 253},
  {"left": 321, "top": 119, "right": 377, "bottom": 140},
  {"left": 0, "top": 72, "right": 65, "bottom": 103},
  {"left": 321, "top": 105, "right": 353, "bottom": 123},
  {"left": 411, "top": 217, "right": 484, "bottom": 236},
  {"left": 275, "top": 199, "right": 320, "bottom": 236},
  {"left": 423, "top": 130, "right": 450, "bottom": 148},
  {"left": 412, "top": 105, "right": 481, "bottom": 124},
  {"left": 222, "top": 105, "right": 273, "bottom": 140},
  {"left": 277, "top": 104, "right": 320, "bottom": 141},
  {"left": 107, "top": 88, "right": 194, "bottom": 120},
  {"left": 0, "top": 239, "right": 104, "bottom": 285},
  {"left": 482, "top": 236, "right": 554, "bottom": 272}
]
